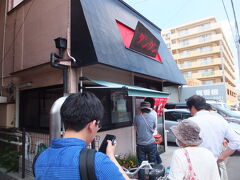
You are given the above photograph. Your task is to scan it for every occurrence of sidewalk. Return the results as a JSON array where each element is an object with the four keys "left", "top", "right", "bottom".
[{"left": 160, "top": 143, "right": 178, "bottom": 167}]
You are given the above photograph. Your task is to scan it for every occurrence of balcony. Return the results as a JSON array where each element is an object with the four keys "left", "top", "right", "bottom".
[
  {"left": 171, "top": 34, "right": 222, "bottom": 50},
  {"left": 173, "top": 46, "right": 221, "bottom": 60},
  {"left": 179, "top": 58, "right": 221, "bottom": 70},
  {"left": 225, "top": 72, "right": 236, "bottom": 87},
  {"left": 171, "top": 23, "right": 221, "bottom": 40},
  {"left": 192, "top": 70, "right": 222, "bottom": 79}
]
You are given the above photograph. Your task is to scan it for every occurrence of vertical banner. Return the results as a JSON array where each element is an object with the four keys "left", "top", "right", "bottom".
[{"left": 153, "top": 98, "right": 168, "bottom": 116}]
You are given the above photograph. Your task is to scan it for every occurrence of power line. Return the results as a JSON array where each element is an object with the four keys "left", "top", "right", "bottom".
[
  {"left": 221, "top": 0, "right": 237, "bottom": 47},
  {"left": 3, "top": 0, "right": 36, "bottom": 62},
  {"left": 163, "top": 0, "right": 192, "bottom": 28},
  {"left": 230, "top": 0, "right": 240, "bottom": 42}
]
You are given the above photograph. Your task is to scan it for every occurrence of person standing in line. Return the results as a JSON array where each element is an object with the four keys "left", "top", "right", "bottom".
[
  {"left": 144, "top": 97, "right": 162, "bottom": 164},
  {"left": 186, "top": 95, "right": 240, "bottom": 179},
  {"left": 34, "top": 91, "right": 129, "bottom": 180},
  {"left": 205, "top": 103, "right": 228, "bottom": 180},
  {"left": 168, "top": 119, "right": 221, "bottom": 180},
  {"left": 134, "top": 101, "right": 158, "bottom": 180}
]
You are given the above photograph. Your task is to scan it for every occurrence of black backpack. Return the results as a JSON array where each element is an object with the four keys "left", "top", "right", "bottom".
[{"left": 32, "top": 148, "right": 97, "bottom": 180}]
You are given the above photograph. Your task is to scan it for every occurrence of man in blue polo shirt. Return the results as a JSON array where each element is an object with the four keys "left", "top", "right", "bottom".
[{"left": 34, "top": 91, "right": 129, "bottom": 180}]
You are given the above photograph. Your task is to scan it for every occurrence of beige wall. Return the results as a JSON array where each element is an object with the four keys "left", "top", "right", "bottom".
[
  {"left": 0, "top": 103, "right": 15, "bottom": 127},
  {"left": 1, "top": 0, "right": 69, "bottom": 79}
]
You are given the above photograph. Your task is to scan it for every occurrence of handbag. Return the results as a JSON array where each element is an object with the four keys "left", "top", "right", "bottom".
[
  {"left": 141, "top": 114, "right": 163, "bottom": 144},
  {"left": 183, "top": 149, "right": 199, "bottom": 180}
]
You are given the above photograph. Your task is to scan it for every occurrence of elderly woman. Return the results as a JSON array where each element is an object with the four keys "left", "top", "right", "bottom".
[{"left": 168, "top": 119, "right": 221, "bottom": 180}]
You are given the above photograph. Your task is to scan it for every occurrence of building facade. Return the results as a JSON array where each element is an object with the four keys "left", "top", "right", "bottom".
[
  {"left": 0, "top": 0, "right": 185, "bottom": 162},
  {"left": 162, "top": 17, "right": 237, "bottom": 105}
]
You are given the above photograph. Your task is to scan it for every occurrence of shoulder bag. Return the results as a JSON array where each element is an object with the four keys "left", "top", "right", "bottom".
[
  {"left": 183, "top": 148, "right": 199, "bottom": 180},
  {"left": 141, "top": 114, "right": 163, "bottom": 144}
]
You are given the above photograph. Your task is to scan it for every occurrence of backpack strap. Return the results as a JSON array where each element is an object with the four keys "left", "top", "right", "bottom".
[{"left": 79, "top": 148, "right": 97, "bottom": 180}]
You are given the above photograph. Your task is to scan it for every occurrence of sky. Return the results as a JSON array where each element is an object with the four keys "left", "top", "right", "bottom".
[{"left": 124, "top": 0, "right": 240, "bottom": 84}]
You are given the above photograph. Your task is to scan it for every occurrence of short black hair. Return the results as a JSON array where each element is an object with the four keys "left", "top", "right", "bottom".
[
  {"left": 186, "top": 95, "right": 206, "bottom": 111},
  {"left": 60, "top": 91, "right": 104, "bottom": 131},
  {"left": 144, "top": 97, "right": 155, "bottom": 109},
  {"left": 205, "top": 103, "right": 213, "bottom": 111}
]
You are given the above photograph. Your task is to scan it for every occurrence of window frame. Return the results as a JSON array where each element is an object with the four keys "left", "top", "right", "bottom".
[{"left": 19, "top": 85, "right": 64, "bottom": 133}]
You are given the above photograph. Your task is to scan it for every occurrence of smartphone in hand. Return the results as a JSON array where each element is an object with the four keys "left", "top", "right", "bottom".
[{"left": 98, "top": 134, "right": 116, "bottom": 153}]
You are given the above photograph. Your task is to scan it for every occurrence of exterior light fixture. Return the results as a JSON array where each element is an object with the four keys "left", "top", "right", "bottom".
[{"left": 54, "top": 37, "right": 67, "bottom": 58}]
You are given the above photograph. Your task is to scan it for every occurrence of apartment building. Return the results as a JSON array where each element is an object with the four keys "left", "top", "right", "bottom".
[{"left": 162, "top": 17, "right": 237, "bottom": 104}]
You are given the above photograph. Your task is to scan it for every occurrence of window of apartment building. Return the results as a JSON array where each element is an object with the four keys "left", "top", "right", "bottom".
[
  {"left": 198, "top": 46, "right": 212, "bottom": 53},
  {"left": 202, "top": 80, "right": 214, "bottom": 85},
  {"left": 197, "top": 57, "right": 213, "bottom": 65},
  {"left": 8, "top": 0, "right": 24, "bottom": 11},
  {"left": 180, "top": 39, "right": 189, "bottom": 46},
  {"left": 198, "top": 34, "right": 210, "bottom": 42},
  {"left": 182, "top": 61, "right": 191, "bottom": 68},
  {"left": 180, "top": 50, "right": 190, "bottom": 57},
  {"left": 178, "top": 29, "right": 188, "bottom": 36},
  {"left": 183, "top": 71, "right": 192, "bottom": 78},
  {"left": 198, "top": 23, "right": 210, "bottom": 31},
  {"left": 198, "top": 68, "right": 214, "bottom": 76}
]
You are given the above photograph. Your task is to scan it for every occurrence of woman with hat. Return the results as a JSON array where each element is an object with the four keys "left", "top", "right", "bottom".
[{"left": 168, "top": 119, "right": 221, "bottom": 180}]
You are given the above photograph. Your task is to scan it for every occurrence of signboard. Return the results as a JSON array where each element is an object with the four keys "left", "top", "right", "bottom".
[
  {"left": 180, "top": 84, "right": 227, "bottom": 102},
  {"left": 130, "top": 21, "right": 160, "bottom": 58}
]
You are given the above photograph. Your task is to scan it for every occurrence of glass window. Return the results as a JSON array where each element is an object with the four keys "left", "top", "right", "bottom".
[
  {"left": 165, "top": 111, "right": 182, "bottom": 122},
  {"left": 88, "top": 88, "right": 132, "bottom": 131},
  {"left": 111, "top": 90, "right": 132, "bottom": 123},
  {"left": 182, "top": 112, "right": 191, "bottom": 119},
  {"left": 19, "top": 86, "right": 63, "bottom": 132}
]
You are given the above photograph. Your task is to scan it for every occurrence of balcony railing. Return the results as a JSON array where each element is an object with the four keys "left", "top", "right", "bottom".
[
  {"left": 191, "top": 70, "right": 222, "bottom": 79},
  {"left": 171, "top": 34, "right": 222, "bottom": 50},
  {"left": 171, "top": 23, "right": 221, "bottom": 39},
  {"left": 173, "top": 46, "right": 220, "bottom": 60}
]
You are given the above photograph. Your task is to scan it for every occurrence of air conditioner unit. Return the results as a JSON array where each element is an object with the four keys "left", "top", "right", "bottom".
[{"left": 0, "top": 96, "right": 7, "bottom": 103}]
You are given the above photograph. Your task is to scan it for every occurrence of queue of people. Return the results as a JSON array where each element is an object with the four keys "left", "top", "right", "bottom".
[{"left": 33, "top": 91, "right": 240, "bottom": 180}]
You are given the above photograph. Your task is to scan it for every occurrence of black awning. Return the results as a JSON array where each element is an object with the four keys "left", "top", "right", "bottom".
[{"left": 71, "top": 0, "right": 186, "bottom": 85}]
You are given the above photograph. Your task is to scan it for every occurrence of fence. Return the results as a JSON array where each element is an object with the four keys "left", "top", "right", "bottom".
[
  {"left": 0, "top": 127, "right": 101, "bottom": 178},
  {"left": 0, "top": 127, "right": 49, "bottom": 178}
]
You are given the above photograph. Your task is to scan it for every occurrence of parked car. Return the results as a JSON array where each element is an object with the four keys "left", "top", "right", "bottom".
[
  {"left": 162, "top": 102, "right": 240, "bottom": 142},
  {"left": 157, "top": 108, "right": 192, "bottom": 142}
]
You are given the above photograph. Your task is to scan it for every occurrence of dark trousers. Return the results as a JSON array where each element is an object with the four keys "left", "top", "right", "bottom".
[{"left": 137, "top": 144, "right": 157, "bottom": 180}]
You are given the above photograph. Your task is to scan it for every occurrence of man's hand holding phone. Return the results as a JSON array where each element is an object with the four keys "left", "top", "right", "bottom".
[{"left": 106, "top": 140, "right": 117, "bottom": 158}]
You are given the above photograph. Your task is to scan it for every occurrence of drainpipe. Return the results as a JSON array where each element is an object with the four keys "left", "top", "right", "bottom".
[
  {"left": 1, "top": 1, "right": 7, "bottom": 95},
  {"left": 49, "top": 96, "right": 68, "bottom": 142},
  {"left": 50, "top": 52, "right": 68, "bottom": 94}
]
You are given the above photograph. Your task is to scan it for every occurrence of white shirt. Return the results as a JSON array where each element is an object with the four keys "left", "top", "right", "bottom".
[
  {"left": 168, "top": 147, "right": 221, "bottom": 180},
  {"left": 188, "top": 110, "right": 240, "bottom": 159}
]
